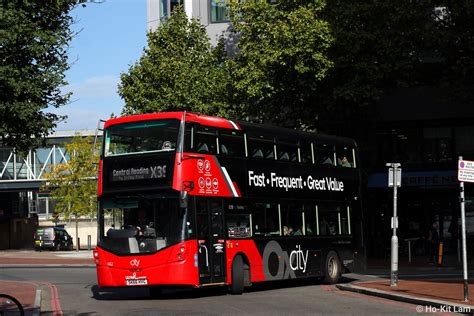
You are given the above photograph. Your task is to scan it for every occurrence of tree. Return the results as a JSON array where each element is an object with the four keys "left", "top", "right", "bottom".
[
  {"left": 435, "top": 1, "right": 474, "bottom": 105},
  {"left": 228, "top": 0, "right": 334, "bottom": 128},
  {"left": 41, "top": 135, "right": 98, "bottom": 220},
  {"left": 0, "top": 1, "right": 80, "bottom": 154},
  {"left": 119, "top": 6, "right": 230, "bottom": 117},
  {"left": 320, "top": 0, "right": 436, "bottom": 107}
]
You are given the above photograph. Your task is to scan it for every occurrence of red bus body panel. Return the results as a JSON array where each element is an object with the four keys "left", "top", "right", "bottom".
[
  {"left": 173, "top": 153, "right": 241, "bottom": 197},
  {"left": 95, "top": 241, "right": 199, "bottom": 288}
]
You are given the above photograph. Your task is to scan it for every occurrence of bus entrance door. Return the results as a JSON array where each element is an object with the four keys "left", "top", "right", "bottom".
[{"left": 197, "top": 200, "right": 226, "bottom": 286}]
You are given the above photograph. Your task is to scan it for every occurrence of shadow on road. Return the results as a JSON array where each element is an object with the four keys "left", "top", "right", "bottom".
[{"left": 90, "top": 275, "right": 357, "bottom": 301}]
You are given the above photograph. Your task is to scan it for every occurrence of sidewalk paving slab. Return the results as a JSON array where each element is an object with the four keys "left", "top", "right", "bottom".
[
  {"left": 0, "top": 250, "right": 94, "bottom": 267},
  {"left": 337, "top": 279, "right": 474, "bottom": 314}
]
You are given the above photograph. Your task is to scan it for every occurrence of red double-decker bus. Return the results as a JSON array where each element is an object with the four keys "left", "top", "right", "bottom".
[{"left": 94, "top": 112, "right": 364, "bottom": 294}]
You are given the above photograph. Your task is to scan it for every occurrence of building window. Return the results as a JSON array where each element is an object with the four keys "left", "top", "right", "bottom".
[
  {"left": 159, "top": 0, "right": 168, "bottom": 20},
  {"left": 160, "top": 0, "right": 183, "bottom": 20},
  {"left": 210, "top": 0, "right": 229, "bottom": 23}
]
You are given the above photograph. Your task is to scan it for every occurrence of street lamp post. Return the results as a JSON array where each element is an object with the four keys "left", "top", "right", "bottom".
[{"left": 387, "top": 163, "right": 401, "bottom": 287}]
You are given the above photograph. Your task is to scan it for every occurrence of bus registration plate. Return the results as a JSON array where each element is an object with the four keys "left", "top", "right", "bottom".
[{"left": 126, "top": 279, "right": 148, "bottom": 286}]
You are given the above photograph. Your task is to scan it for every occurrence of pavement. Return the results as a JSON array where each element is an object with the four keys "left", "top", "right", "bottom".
[
  {"left": 340, "top": 254, "right": 474, "bottom": 314},
  {"left": 1, "top": 250, "right": 474, "bottom": 314},
  {"left": 0, "top": 249, "right": 93, "bottom": 315}
]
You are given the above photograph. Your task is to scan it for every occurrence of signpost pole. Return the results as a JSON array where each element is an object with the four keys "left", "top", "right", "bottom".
[
  {"left": 459, "top": 156, "right": 469, "bottom": 301},
  {"left": 387, "top": 163, "right": 401, "bottom": 287}
]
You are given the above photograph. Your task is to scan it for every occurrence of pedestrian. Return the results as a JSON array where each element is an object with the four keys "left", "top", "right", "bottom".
[{"left": 428, "top": 222, "right": 439, "bottom": 264}]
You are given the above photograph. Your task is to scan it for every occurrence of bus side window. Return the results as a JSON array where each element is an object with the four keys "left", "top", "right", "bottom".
[
  {"left": 318, "top": 203, "right": 338, "bottom": 235},
  {"left": 304, "top": 203, "right": 316, "bottom": 235},
  {"left": 317, "top": 203, "right": 351, "bottom": 236},
  {"left": 226, "top": 203, "right": 251, "bottom": 238},
  {"left": 183, "top": 125, "right": 194, "bottom": 152},
  {"left": 276, "top": 143, "right": 298, "bottom": 162},
  {"left": 247, "top": 134, "right": 275, "bottom": 161},
  {"left": 336, "top": 146, "right": 355, "bottom": 168},
  {"left": 314, "top": 143, "right": 335, "bottom": 166},
  {"left": 281, "top": 203, "right": 304, "bottom": 236},
  {"left": 275, "top": 135, "right": 298, "bottom": 162},
  {"left": 339, "top": 205, "right": 351, "bottom": 235},
  {"left": 218, "top": 130, "right": 245, "bottom": 157},
  {"left": 195, "top": 126, "right": 217, "bottom": 154},
  {"left": 299, "top": 142, "right": 313, "bottom": 164},
  {"left": 252, "top": 203, "right": 279, "bottom": 236}
]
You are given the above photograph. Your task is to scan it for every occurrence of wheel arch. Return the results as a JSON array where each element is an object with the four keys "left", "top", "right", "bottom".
[{"left": 229, "top": 252, "right": 251, "bottom": 287}]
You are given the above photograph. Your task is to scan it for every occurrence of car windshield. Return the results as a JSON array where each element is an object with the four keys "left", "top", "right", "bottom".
[
  {"left": 35, "top": 228, "right": 53, "bottom": 238},
  {"left": 98, "top": 196, "right": 193, "bottom": 255},
  {"left": 104, "top": 119, "right": 180, "bottom": 157}
]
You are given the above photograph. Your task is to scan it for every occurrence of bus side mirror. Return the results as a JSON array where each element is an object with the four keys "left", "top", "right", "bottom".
[{"left": 179, "top": 191, "right": 188, "bottom": 209}]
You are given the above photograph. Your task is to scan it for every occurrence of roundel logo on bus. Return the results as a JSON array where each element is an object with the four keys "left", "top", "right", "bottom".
[
  {"left": 197, "top": 159, "right": 204, "bottom": 171},
  {"left": 198, "top": 177, "right": 205, "bottom": 189}
]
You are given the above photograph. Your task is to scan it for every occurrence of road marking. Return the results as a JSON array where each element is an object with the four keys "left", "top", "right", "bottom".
[{"left": 42, "top": 281, "right": 63, "bottom": 316}]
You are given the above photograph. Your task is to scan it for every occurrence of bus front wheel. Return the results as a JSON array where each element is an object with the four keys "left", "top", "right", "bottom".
[
  {"left": 323, "top": 251, "right": 341, "bottom": 284},
  {"left": 229, "top": 255, "right": 244, "bottom": 295}
]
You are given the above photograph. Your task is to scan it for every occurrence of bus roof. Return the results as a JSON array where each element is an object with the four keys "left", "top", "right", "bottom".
[
  {"left": 104, "top": 112, "right": 356, "bottom": 148},
  {"left": 104, "top": 112, "right": 240, "bottom": 130}
]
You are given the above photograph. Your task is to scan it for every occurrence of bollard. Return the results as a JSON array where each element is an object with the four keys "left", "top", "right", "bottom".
[
  {"left": 87, "top": 235, "right": 91, "bottom": 251},
  {"left": 408, "top": 240, "right": 412, "bottom": 263},
  {"left": 438, "top": 241, "right": 444, "bottom": 266},
  {"left": 76, "top": 237, "right": 80, "bottom": 251}
]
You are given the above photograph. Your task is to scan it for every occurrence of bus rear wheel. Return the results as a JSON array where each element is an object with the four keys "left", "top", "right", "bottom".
[
  {"left": 229, "top": 255, "right": 244, "bottom": 295},
  {"left": 323, "top": 251, "right": 341, "bottom": 284}
]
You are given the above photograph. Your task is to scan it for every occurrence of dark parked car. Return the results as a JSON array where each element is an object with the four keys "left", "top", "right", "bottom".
[{"left": 34, "top": 226, "right": 73, "bottom": 251}]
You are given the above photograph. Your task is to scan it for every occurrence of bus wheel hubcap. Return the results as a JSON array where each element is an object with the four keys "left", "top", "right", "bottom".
[{"left": 328, "top": 258, "right": 337, "bottom": 278}]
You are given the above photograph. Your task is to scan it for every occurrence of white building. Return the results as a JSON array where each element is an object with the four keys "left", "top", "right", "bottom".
[{"left": 147, "top": 0, "right": 231, "bottom": 46}]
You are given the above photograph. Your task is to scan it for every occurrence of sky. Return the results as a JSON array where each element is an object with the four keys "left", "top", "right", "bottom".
[{"left": 51, "top": 0, "right": 147, "bottom": 131}]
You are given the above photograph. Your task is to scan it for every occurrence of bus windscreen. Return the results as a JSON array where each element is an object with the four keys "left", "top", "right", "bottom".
[
  {"left": 104, "top": 119, "right": 180, "bottom": 157},
  {"left": 99, "top": 196, "right": 193, "bottom": 255}
]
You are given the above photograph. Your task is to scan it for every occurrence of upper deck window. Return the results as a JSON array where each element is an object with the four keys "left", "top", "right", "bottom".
[
  {"left": 104, "top": 119, "right": 180, "bottom": 157},
  {"left": 314, "top": 143, "right": 335, "bottom": 166},
  {"left": 247, "top": 132, "right": 275, "bottom": 160},
  {"left": 336, "top": 146, "right": 356, "bottom": 168},
  {"left": 218, "top": 130, "right": 245, "bottom": 157},
  {"left": 195, "top": 126, "right": 218, "bottom": 155}
]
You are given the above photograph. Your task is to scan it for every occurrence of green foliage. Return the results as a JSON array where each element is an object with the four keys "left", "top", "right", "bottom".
[
  {"left": 322, "top": 0, "right": 436, "bottom": 109},
  {"left": 42, "top": 136, "right": 98, "bottom": 220},
  {"left": 0, "top": 1, "right": 78, "bottom": 154},
  {"left": 228, "top": 0, "right": 334, "bottom": 128},
  {"left": 119, "top": 6, "right": 230, "bottom": 117},
  {"left": 435, "top": 1, "right": 474, "bottom": 104}
]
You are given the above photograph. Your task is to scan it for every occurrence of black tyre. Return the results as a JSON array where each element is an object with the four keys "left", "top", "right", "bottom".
[
  {"left": 323, "top": 251, "right": 341, "bottom": 284},
  {"left": 0, "top": 294, "right": 24, "bottom": 316},
  {"left": 229, "top": 255, "right": 244, "bottom": 295}
]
